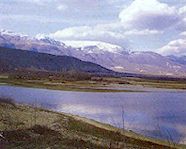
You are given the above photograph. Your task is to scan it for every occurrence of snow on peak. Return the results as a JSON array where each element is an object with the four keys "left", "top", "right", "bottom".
[
  {"left": 35, "top": 33, "right": 47, "bottom": 40},
  {"left": 0, "top": 29, "right": 16, "bottom": 35},
  {"left": 62, "top": 40, "right": 124, "bottom": 54},
  {"left": 0, "top": 29, "right": 28, "bottom": 38},
  {"left": 35, "top": 34, "right": 65, "bottom": 47}
]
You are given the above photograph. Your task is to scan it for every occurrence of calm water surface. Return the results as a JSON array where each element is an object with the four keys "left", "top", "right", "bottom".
[{"left": 0, "top": 85, "right": 186, "bottom": 143}]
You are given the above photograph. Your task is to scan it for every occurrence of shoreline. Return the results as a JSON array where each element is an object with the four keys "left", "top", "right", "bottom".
[
  {"left": 0, "top": 80, "right": 144, "bottom": 93},
  {"left": 1, "top": 78, "right": 186, "bottom": 93},
  {"left": 0, "top": 100, "right": 184, "bottom": 149}
]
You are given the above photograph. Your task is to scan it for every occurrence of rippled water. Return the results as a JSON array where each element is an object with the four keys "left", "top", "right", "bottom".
[{"left": 0, "top": 85, "right": 186, "bottom": 143}]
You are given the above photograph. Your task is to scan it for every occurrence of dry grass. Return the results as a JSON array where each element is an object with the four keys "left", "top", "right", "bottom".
[{"left": 0, "top": 99, "right": 184, "bottom": 149}]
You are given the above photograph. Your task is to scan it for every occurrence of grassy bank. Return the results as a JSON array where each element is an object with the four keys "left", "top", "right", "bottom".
[
  {"left": 0, "top": 76, "right": 140, "bottom": 92},
  {"left": 1, "top": 74, "right": 186, "bottom": 93},
  {"left": 126, "top": 77, "right": 186, "bottom": 90},
  {"left": 0, "top": 98, "right": 185, "bottom": 149}
]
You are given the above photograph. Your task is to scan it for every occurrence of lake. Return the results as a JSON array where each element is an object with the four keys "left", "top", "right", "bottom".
[{"left": 0, "top": 85, "right": 186, "bottom": 143}]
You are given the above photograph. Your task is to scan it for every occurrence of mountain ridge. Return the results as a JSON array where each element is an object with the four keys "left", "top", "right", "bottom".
[
  {"left": 0, "top": 46, "right": 115, "bottom": 76},
  {"left": 1, "top": 29, "right": 186, "bottom": 76}
]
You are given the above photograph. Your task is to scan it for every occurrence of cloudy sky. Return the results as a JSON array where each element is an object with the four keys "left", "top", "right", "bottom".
[{"left": 0, "top": 0, "right": 186, "bottom": 55}]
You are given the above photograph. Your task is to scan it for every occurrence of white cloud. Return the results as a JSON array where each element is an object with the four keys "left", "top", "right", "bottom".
[
  {"left": 49, "top": 25, "right": 128, "bottom": 46},
  {"left": 124, "top": 29, "right": 163, "bottom": 36},
  {"left": 5, "top": 0, "right": 185, "bottom": 54},
  {"left": 119, "top": 0, "right": 179, "bottom": 30},
  {"left": 179, "top": 6, "right": 186, "bottom": 15},
  {"left": 158, "top": 38, "right": 186, "bottom": 56},
  {"left": 180, "top": 31, "right": 186, "bottom": 36},
  {"left": 57, "top": 4, "right": 67, "bottom": 11},
  {"left": 48, "top": 24, "right": 163, "bottom": 48},
  {"left": 48, "top": 19, "right": 164, "bottom": 40},
  {"left": 46, "top": 0, "right": 173, "bottom": 48}
]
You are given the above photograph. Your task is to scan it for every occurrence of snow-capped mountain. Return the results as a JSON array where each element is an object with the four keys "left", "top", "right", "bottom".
[
  {"left": 63, "top": 40, "right": 126, "bottom": 54},
  {"left": 1, "top": 29, "right": 186, "bottom": 76},
  {"left": 0, "top": 29, "right": 28, "bottom": 37},
  {"left": 0, "top": 30, "right": 71, "bottom": 56}
]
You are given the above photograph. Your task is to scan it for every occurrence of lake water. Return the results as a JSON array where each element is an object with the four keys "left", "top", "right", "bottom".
[{"left": 0, "top": 85, "right": 186, "bottom": 143}]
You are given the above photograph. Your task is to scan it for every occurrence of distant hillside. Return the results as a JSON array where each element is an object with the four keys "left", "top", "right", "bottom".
[
  {"left": 1, "top": 30, "right": 186, "bottom": 77},
  {"left": 167, "top": 55, "right": 186, "bottom": 65},
  {"left": 0, "top": 47, "right": 113, "bottom": 75}
]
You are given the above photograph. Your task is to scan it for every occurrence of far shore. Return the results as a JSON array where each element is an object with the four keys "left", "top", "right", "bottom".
[{"left": 1, "top": 74, "right": 186, "bottom": 92}]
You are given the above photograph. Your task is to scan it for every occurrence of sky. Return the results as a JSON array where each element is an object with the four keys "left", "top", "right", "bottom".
[{"left": 0, "top": 0, "right": 186, "bottom": 56}]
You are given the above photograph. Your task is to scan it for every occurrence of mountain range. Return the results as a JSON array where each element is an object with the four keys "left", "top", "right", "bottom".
[
  {"left": 0, "top": 46, "right": 114, "bottom": 76},
  {"left": 167, "top": 55, "right": 186, "bottom": 65},
  {"left": 1, "top": 29, "right": 186, "bottom": 77}
]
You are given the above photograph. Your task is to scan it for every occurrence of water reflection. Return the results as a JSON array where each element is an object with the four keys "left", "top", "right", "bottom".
[{"left": 0, "top": 85, "right": 186, "bottom": 143}]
